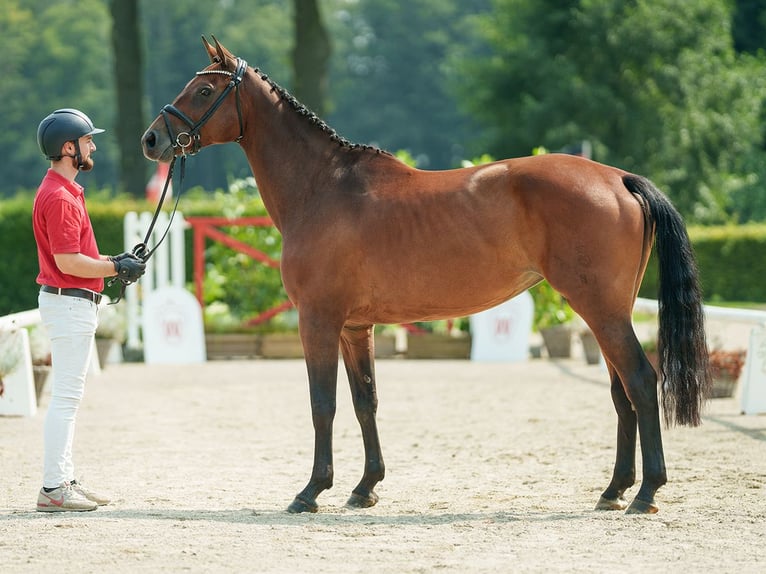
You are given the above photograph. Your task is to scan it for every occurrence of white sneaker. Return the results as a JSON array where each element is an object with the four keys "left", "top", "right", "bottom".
[
  {"left": 70, "top": 480, "right": 110, "bottom": 506},
  {"left": 36, "top": 483, "right": 98, "bottom": 512}
]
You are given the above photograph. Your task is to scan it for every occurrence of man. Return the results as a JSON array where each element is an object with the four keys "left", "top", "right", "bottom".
[{"left": 33, "top": 108, "right": 146, "bottom": 512}]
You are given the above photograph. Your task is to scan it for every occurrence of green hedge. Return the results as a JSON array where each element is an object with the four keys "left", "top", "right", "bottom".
[
  {"left": 0, "top": 186, "right": 280, "bottom": 317},
  {"left": 637, "top": 224, "right": 766, "bottom": 303},
  {"left": 2, "top": 191, "right": 766, "bottom": 316},
  {"left": 0, "top": 192, "right": 152, "bottom": 314}
]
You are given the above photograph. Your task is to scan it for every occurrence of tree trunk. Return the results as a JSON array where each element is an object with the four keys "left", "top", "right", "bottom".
[
  {"left": 110, "top": 0, "right": 147, "bottom": 197},
  {"left": 292, "top": 0, "right": 331, "bottom": 116}
]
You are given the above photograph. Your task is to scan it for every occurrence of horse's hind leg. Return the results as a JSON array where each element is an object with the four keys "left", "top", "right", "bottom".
[
  {"left": 595, "top": 364, "right": 637, "bottom": 511},
  {"left": 339, "top": 324, "right": 385, "bottom": 508},
  {"left": 590, "top": 322, "right": 665, "bottom": 514}
]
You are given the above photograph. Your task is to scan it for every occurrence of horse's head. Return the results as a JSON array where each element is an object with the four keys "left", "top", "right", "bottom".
[{"left": 142, "top": 36, "right": 247, "bottom": 162}]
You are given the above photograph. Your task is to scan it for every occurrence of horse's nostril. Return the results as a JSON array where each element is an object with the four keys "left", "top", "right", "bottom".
[{"left": 143, "top": 131, "right": 157, "bottom": 149}]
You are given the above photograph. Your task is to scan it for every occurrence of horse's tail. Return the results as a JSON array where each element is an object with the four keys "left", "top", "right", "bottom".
[{"left": 623, "top": 174, "right": 711, "bottom": 427}]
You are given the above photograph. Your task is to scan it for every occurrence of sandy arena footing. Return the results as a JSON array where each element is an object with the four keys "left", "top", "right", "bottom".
[{"left": 1, "top": 359, "right": 764, "bottom": 573}]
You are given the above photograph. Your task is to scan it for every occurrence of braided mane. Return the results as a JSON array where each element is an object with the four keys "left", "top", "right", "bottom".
[{"left": 253, "top": 67, "right": 389, "bottom": 155}]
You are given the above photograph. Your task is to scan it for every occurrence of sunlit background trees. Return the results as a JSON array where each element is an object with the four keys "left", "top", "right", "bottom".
[{"left": 2, "top": 0, "right": 765, "bottom": 223}]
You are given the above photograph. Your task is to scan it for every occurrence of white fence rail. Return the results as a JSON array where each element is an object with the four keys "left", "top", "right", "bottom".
[
  {"left": 0, "top": 309, "right": 41, "bottom": 330},
  {"left": 634, "top": 297, "right": 766, "bottom": 325},
  {"left": 635, "top": 297, "right": 766, "bottom": 415},
  {"left": 123, "top": 211, "right": 188, "bottom": 350}
]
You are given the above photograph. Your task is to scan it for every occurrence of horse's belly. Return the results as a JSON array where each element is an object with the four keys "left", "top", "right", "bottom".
[{"left": 354, "top": 264, "right": 540, "bottom": 324}]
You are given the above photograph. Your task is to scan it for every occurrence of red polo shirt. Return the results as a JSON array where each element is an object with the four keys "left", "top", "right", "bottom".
[{"left": 33, "top": 169, "right": 104, "bottom": 292}]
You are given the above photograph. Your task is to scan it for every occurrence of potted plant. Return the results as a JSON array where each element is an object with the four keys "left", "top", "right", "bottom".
[
  {"left": 257, "top": 309, "right": 304, "bottom": 359},
  {"left": 204, "top": 302, "right": 260, "bottom": 359},
  {"left": 578, "top": 327, "right": 602, "bottom": 365},
  {"left": 203, "top": 302, "right": 304, "bottom": 359},
  {"left": 373, "top": 324, "right": 401, "bottom": 358},
  {"left": 405, "top": 319, "right": 472, "bottom": 359},
  {"left": 27, "top": 325, "right": 52, "bottom": 401},
  {"left": 530, "top": 281, "right": 574, "bottom": 358},
  {"left": 708, "top": 348, "right": 746, "bottom": 398},
  {"left": 0, "top": 328, "right": 23, "bottom": 399}
]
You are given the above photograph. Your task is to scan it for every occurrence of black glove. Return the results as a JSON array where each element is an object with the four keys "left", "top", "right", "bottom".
[
  {"left": 111, "top": 251, "right": 136, "bottom": 263},
  {"left": 110, "top": 254, "right": 146, "bottom": 283}
]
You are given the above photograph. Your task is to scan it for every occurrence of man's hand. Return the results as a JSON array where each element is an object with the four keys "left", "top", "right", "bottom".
[{"left": 109, "top": 253, "right": 146, "bottom": 283}]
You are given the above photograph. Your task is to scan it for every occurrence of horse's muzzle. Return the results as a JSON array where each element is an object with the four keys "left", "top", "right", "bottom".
[{"left": 141, "top": 126, "right": 173, "bottom": 162}]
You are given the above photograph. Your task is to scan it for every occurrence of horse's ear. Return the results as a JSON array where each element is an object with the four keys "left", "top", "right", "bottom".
[
  {"left": 202, "top": 36, "right": 217, "bottom": 63},
  {"left": 211, "top": 35, "right": 235, "bottom": 70}
]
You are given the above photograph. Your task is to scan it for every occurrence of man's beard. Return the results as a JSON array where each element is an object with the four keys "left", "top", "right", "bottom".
[{"left": 71, "top": 155, "right": 95, "bottom": 171}]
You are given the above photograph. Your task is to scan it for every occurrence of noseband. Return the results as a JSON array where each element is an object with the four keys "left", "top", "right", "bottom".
[{"left": 160, "top": 57, "right": 248, "bottom": 155}]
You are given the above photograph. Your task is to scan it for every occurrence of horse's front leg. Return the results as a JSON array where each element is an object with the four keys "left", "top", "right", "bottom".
[
  {"left": 287, "top": 315, "right": 343, "bottom": 514},
  {"left": 340, "top": 325, "right": 385, "bottom": 509}
]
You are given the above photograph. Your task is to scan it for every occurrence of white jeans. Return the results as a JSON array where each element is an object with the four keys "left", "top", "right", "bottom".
[{"left": 38, "top": 291, "right": 99, "bottom": 488}]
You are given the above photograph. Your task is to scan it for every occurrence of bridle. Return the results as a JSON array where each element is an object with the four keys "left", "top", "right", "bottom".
[
  {"left": 160, "top": 57, "right": 248, "bottom": 156},
  {"left": 109, "top": 58, "right": 248, "bottom": 304}
]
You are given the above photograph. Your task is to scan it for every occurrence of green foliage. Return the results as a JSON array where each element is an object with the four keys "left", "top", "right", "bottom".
[
  {"left": 688, "top": 224, "right": 766, "bottom": 302},
  {"left": 0, "top": 195, "right": 38, "bottom": 314},
  {"left": 394, "top": 150, "right": 419, "bottom": 167},
  {"left": 637, "top": 223, "right": 766, "bottom": 303},
  {"left": 529, "top": 281, "right": 574, "bottom": 330},
  {"left": 454, "top": 0, "right": 766, "bottom": 223},
  {"left": 178, "top": 179, "right": 288, "bottom": 331},
  {"left": 0, "top": 191, "right": 157, "bottom": 314},
  {"left": 1, "top": 0, "right": 115, "bottom": 193},
  {"left": 3, "top": 0, "right": 766, "bottom": 225},
  {"left": 0, "top": 181, "right": 288, "bottom": 323},
  {"left": 327, "top": 0, "right": 491, "bottom": 169}
]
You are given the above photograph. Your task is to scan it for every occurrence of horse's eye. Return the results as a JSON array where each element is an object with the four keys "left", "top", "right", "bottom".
[{"left": 199, "top": 87, "right": 212, "bottom": 97}]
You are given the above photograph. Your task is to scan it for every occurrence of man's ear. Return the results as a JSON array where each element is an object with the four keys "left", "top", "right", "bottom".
[{"left": 60, "top": 141, "right": 76, "bottom": 157}]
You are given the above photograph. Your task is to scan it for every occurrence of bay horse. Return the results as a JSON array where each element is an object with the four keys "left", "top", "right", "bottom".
[{"left": 141, "top": 37, "right": 710, "bottom": 515}]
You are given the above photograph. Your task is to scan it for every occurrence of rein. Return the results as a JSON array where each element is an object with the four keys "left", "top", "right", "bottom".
[{"left": 107, "top": 155, "right": 185, "bottom": 304}]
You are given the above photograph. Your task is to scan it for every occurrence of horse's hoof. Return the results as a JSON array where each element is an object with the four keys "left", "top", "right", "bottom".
[
  {"left": 287, "top": 496, "right": 318, "bottom": 514},
  {"left": 594, "top": 495, "right": 628, "bottom": 511},
  {"left": 625, "top": 498, "right": 659, "bottom": 515},
  {"left": 346, "top": 490, "right": 379, "bottom": 509}
]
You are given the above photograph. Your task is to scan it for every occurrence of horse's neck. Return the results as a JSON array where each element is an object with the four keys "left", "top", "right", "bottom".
[{"left": 241, "top": 76, "right": 342, "bottom": 231}]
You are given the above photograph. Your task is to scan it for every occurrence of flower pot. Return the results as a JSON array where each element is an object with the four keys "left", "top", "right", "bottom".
[
  {"left": 374, "top": 335, "right": 398, "bottom": 358},
  {"left": 406, "top": 333, "right": 472, "bottom": 359},
  {"left": 708, "top": 349, "right": 745, "bottom": 398},
  {"left": 711, "top": 375, "right": 738, "bottom": 399},
  {"left": 96, "top": 338, "right": 117, "bottom": 368},
  {"left": 259, "top": 333, "right": 305, "bottom": 359},
  {"left": 540, "top": 325, "right": 572, "bottom": 358},
  {"left": 33, "top": 365, "right": 51, "bottom": 402},
  {"left": 205, "top": 333, "right": 261, "bottom": 360},
  {"left": 579, "top": 330, "right": 602, "bottom": 365}
]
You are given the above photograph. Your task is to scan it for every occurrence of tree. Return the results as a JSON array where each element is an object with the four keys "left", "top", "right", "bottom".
[
  {"left": 292, "top": 0, "right": 331, "bottom": 116},
  {"left": 733, "top": 0, "right": 766, "bottom": 54},
  {"left": 326, "top": 0, "right": 491, "bottom": 169},
  {"left": 455, "top": 0, "right": 766, "bottom": 222},
  {"left": 0, "top": 0, "right": 116, "bottom": 194},
  {"left": 110, "top": 0, "right": 147, "bottom": 197},
  {"left": 137, "top": 0, "right": 293, "bottom": 192}
]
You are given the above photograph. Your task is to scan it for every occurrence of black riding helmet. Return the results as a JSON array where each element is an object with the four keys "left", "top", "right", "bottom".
[{"left": 36, "top": 108, "right": 105, "bottom": 167}]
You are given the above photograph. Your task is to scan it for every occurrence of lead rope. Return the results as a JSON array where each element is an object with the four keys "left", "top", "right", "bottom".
[{"left": 108, "top": 155, "right": 187, "bottom": 304}]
